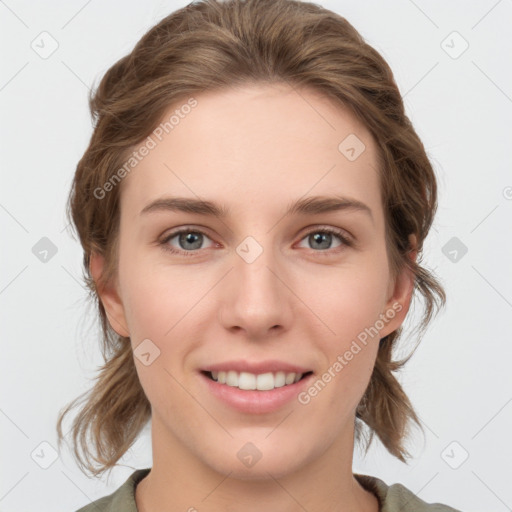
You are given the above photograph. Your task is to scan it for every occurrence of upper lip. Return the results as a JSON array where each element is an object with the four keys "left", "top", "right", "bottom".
[{"left": 201, "top": 360, "right": 313, "bottom": 375}]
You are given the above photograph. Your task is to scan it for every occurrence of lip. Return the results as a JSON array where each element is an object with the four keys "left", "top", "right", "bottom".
[
  {"left": 201, "top": 359, "right": 312, "bottom": 375},
  {"left": 199, "top": 370, "right": 314, "bottom": 414}
]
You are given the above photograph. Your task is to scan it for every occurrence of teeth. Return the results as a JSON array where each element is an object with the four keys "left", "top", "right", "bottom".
[
  {"left": 226, "top": 370, "right": 239, "bottom": 387},
  {"left": 274, "top": 371, "right": 286, "bottom": 388},
  {"left": 239, "top": 372, "right": 256, "bottom": 390},
  {"left": 256, "top": 373, "right": 275, "bottom": 390},
  {"left": 210, "top": 370, "right": 304, "bottom": 390}
]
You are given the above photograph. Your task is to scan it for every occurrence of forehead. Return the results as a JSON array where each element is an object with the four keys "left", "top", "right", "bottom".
[{"left": 120, "top": 82, "right": 383, "bottom": 224}]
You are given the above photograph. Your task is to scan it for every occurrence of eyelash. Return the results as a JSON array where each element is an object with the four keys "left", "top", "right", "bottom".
[{"left": 159, "top": 226, "right": 353, "bottom": 257}]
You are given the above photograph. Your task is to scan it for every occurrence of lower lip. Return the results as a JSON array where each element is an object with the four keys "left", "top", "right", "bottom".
[{"left": 200, "top": 371, "right": 314, "bottom": 414}]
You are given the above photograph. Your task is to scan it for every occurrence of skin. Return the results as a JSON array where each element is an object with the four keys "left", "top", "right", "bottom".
[{"left": 90, "top": 82, "right": 417, "bottom": 512}]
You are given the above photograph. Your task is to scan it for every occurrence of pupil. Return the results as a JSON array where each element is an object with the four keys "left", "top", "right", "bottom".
[
  {"left": 312, "top": 232, "right": 330, "bottom": 249},
  {"left": 180, "top": 232, "right": 202, "bottom": 250}
]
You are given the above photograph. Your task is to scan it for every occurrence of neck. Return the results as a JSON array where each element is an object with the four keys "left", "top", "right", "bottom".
[{"left": 136, "top": 415, "right": 379, "bottom": 512}]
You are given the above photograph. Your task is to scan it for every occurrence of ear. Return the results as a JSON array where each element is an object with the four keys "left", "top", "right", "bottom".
[
  {"left": 378, "top": 233, "right": 418, "bottom": 339},
  {"left": 89, "top": 251, "right": 130, "bottom": 338}
]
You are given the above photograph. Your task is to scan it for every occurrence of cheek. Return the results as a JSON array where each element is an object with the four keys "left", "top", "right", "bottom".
[
  {"left": 121, "top": 267, "right": 196, "bottom": 410},
  {"left": 300, "top": 261, "right": 387, "bottom": 405},
  {"left": 119, "top": 252, "right": 191, "bottom": 339},
  {"left": 306, "top": 261, "right": 390, "bottom": 340},
  {"left": 299, "top": 334, "right": 378, "bottom": 430},
  {"left": 123, "top": 282, "right": 173, "bottom": 340}
]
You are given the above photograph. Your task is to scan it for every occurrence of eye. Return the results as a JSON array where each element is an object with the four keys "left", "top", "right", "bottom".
[
  {"left": 160, "top": 228, "right": 216, "bottom": 256},
  {"left": 296, "top": 227, "right": 353, "bottom": 254},
  {"left": 159, "top": 225, "right": 353, "bottom": 257}
]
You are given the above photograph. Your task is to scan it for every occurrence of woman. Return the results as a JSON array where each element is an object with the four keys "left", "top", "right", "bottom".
[{"left": 57, "top": 0, "right": 461, "bottom": 510}]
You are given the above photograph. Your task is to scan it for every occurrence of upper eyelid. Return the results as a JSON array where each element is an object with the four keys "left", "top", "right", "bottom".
[{"left": 161, "top": 226, "right": 215, "bottom": 243}]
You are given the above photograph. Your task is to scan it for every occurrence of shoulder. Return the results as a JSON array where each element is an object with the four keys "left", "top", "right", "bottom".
[
  {"left": 354, "top": 473, "right": 463, "bottom": 512},
  {"left": 74, "top": 468, "right": 151, "bottom": 512}
]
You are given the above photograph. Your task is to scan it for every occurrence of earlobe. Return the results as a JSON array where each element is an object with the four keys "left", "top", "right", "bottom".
[
  {"left": 89, "top": 251, "right": 130, "bottom": 338},
  {"left": 379, "top": 234, "right": 418, "bottom": 339}
]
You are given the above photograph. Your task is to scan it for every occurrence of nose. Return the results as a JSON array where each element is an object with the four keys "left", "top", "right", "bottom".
[{"left": 217, "top": 239, "right": 293, "bottom": 340}]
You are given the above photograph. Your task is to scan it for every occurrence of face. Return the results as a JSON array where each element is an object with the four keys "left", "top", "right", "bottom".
[{"left": 91, "top": 82, "right": 415, "bottom": 480}]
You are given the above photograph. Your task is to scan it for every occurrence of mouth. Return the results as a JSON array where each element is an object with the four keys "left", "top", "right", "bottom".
[{"left": 200, "top": 370, "right": 314, "bottom": 391}]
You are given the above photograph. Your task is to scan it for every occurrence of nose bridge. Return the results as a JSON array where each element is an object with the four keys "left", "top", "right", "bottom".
[
  {"left": 235, "top": 232, "right": 283, "bottom": 301},
  {"left": 218, "top": 231, "right": 292, "bottom": 335}
]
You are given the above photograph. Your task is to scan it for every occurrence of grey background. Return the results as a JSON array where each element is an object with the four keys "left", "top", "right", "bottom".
[{"left": 1, "top": 0, "right": 511, "bottom": 510}]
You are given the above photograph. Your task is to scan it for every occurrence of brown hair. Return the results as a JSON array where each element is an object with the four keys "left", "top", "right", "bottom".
[{"left": 56, "top": 0, "right": 446, "bottom": 477}]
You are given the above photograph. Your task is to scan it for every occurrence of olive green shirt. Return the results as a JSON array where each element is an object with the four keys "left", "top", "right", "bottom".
[{"left": 75, "top": 468, "right": 462, "bottom": 511}]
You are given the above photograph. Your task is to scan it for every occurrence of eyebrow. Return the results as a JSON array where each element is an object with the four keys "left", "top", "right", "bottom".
[{"left": 140, "top": 194, "right": 373, "bottom": 223}]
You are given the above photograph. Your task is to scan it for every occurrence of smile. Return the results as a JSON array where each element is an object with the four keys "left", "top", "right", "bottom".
[
  {"left": 200, "top": 369, "right": 315, "bottom": 414},
  {"left": 205, "top": 370, "right": 313, "bottom": 391}
]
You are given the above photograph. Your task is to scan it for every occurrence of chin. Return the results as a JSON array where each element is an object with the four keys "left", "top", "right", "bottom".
[
  {"left": 214, "top": 461, "right": 298, "bottom": 481},
  {"left": 203, "top": 444, "right": 307, "bottom": 481}
]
